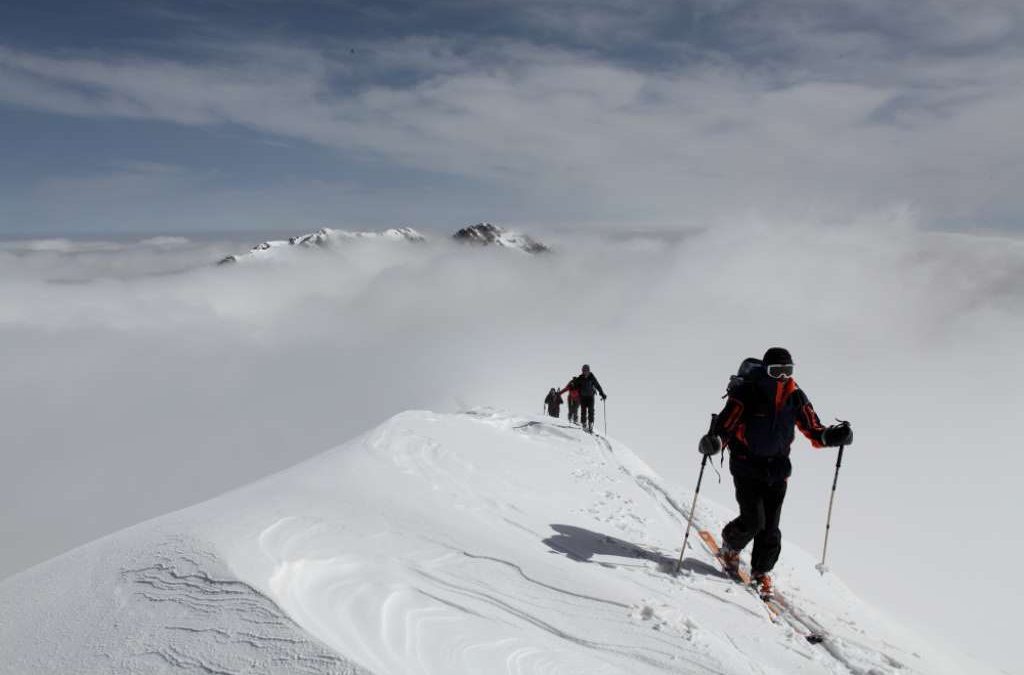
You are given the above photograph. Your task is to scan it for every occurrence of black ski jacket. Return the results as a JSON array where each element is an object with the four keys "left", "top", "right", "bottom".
[
  {"left": 712, "top": 371, "right": 826, "bottom": 483},
  {"left": 573, "top": 372, "right": 605, "bottom": 399}
]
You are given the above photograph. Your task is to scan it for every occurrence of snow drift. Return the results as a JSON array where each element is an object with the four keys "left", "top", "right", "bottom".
[{"left": 0, "top": 409, "right": 993, "bottom": 674}]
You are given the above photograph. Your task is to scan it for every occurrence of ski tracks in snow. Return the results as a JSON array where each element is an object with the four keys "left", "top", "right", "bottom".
[
  {"left": 258, "top": 515, "right": 724, "bottom": 674},
  {"left": 589, "top": 430, "right": 920, "bottom": 675},
  {"left": 3, "top": 410, "right": 988, "bottom": 675},
  {"left": 245, "top": 411, "right": 945, "bottom": 675},
  {"left": 252, "top": 415, "right": 727, "bottom": 674}
]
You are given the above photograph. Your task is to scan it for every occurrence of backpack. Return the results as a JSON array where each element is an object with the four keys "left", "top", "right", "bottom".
[{"left": 724, "top": 357, "right": 763, "bottom": 397}]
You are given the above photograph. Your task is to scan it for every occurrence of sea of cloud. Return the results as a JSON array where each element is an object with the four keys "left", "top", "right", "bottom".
[{"left": 1, "top": 217, "right": 1022, "bottom": 671}]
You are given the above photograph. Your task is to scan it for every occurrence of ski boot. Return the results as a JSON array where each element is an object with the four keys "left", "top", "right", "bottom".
[
  {"left": 719, "top": 542, "right": 740, "bottom": 575},
  {"left": 751, "top": 572, "right": 773, "bottom": 601}
]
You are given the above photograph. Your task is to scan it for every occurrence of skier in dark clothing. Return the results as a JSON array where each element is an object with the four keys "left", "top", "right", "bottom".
[
  {"left": 561, "top": 364, "right": 605, "bottom": 433},
  {"left": 544, "top": 388, "right": 563, "bottom": 418},
  {"left": 698, "top": 347, "right": 853, "bottom": 598}
]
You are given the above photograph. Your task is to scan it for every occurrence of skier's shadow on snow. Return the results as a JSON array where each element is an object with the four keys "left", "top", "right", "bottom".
[{"left": 543, "top": 524, "right": 722, "bottom": 577}]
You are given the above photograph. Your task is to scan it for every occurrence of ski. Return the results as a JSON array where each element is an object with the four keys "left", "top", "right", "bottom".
[
  {"left": 697, "top": 530, "right": 825, "bottom": 645},
  {"left": 697, "top": 530, "right": 764, "bottom": 603}
]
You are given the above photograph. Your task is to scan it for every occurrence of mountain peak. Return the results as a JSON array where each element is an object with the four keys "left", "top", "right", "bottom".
[{"left": 452, "top": 222, "right": 550, "bottom": 253}]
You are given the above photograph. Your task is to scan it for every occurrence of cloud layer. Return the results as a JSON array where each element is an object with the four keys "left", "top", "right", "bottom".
[
  {"left": 1, "top": 218, "right": 1022, "bottom": 670},
  {"left": 3, "top": 0, "right": 1024, "bottom": 232}
]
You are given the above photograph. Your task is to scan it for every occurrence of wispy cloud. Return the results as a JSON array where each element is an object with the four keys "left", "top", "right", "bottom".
[
  {"left": 4, "top": 31, "right": 1019, "bottom": 231},
  {"left": 3, "top": 0, "right": 1024, "bottom": 230}
]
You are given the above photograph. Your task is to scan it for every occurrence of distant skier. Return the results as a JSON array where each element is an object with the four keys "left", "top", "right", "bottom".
[
  {"left": 698, "top": 348, "right": 852, "bottom": 599},
  {"left": 565, "top": 378, "right": 581, "bottom": 425},
  {"left": 562, "top": 364, "right": 605, "bottom": 433},
  {"left": 544, "top": 387, "right": 563, "bottom": 418}
]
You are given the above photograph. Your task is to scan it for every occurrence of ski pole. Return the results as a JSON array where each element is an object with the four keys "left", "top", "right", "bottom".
[
  {"left": 818, "top": 442, "right": 846, "bottom": 573},
  {"left": 674, "top": 414, "right": 716, "bottom": 575},
  {"left": 603, "top": 398, "right": 607, "bottom": 436}
]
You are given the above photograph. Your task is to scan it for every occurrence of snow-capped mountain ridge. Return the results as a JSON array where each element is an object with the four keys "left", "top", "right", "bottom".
[
  {"left": 219, "top": 223, "right": 546, "bottom": 264},
  {"left": 289, "top": 226, "right": 426, "bottom": 248},
  {"left": 452, "top": 222, "right": 549, "bottom": 253},
  {"left": 218, "top": 226, "right": 427, "bottom": 264},
  {"left": 0, "top": 409, "right": 994, "bottom": 674}
]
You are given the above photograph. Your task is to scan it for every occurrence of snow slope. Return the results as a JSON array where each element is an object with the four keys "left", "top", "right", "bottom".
[{"left": 0, "top": 410, "right": 994, "bottom": 674}]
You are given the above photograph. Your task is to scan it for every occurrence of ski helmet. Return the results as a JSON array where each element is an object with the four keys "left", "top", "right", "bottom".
[{"left": 762, "top": 348, "right": 792, "bottom": 366}]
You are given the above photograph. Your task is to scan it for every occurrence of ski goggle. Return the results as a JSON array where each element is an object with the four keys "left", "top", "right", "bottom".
[{"left": 766, "top": 363, "right": 794, "bottom": 379}]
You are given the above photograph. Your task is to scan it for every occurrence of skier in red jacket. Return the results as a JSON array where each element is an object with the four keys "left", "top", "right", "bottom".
[
  {"left": 563, "top": 379, "right": 581, "bottom": 424},
  {"left": 698, "top": 348, "right": 852, "bottom": 598}
]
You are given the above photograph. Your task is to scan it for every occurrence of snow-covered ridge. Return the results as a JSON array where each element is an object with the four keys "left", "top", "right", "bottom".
[
  {"left": 218, "top": 223, "right": 547, "bottom": 264},
  {"left": 0, "top": 410, "right": 994, "bottom": 674},
  {"left": 291, "top": 226, "right": 426, "bottom": 248},
  {"left": 217, "top": 226, "right": 427, "bottom": 264}
]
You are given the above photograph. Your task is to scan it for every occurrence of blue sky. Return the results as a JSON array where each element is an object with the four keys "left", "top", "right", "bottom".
[{"left": 2, "top": 0, "right": 1023, "bottom": 235}]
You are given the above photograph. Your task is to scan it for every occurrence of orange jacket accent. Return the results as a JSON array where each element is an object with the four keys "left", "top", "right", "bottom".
[{"left": 712, "top": 375, "right": 827, "bottom": 482}]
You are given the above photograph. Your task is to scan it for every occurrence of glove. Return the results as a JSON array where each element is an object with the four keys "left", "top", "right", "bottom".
[
  {"left": 822, "top": 422, "right": 853, "bottom": 447},
  {"left": 698, "top": 434, "right": 723, "bottom": 456},
  {"left": 600, "top": 393, "right": 607, "bottom": 400}
]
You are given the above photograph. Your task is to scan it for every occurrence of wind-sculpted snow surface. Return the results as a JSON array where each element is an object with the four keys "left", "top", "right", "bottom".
[
  {"left": 0, "top": 410, "right": 995, "bottom": 674},
  {"left": 203, "top": 410, "right": 989, "bottom": 675},
  {"left": 0, "top": 534, "right": 364, "bottom": 674}
]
